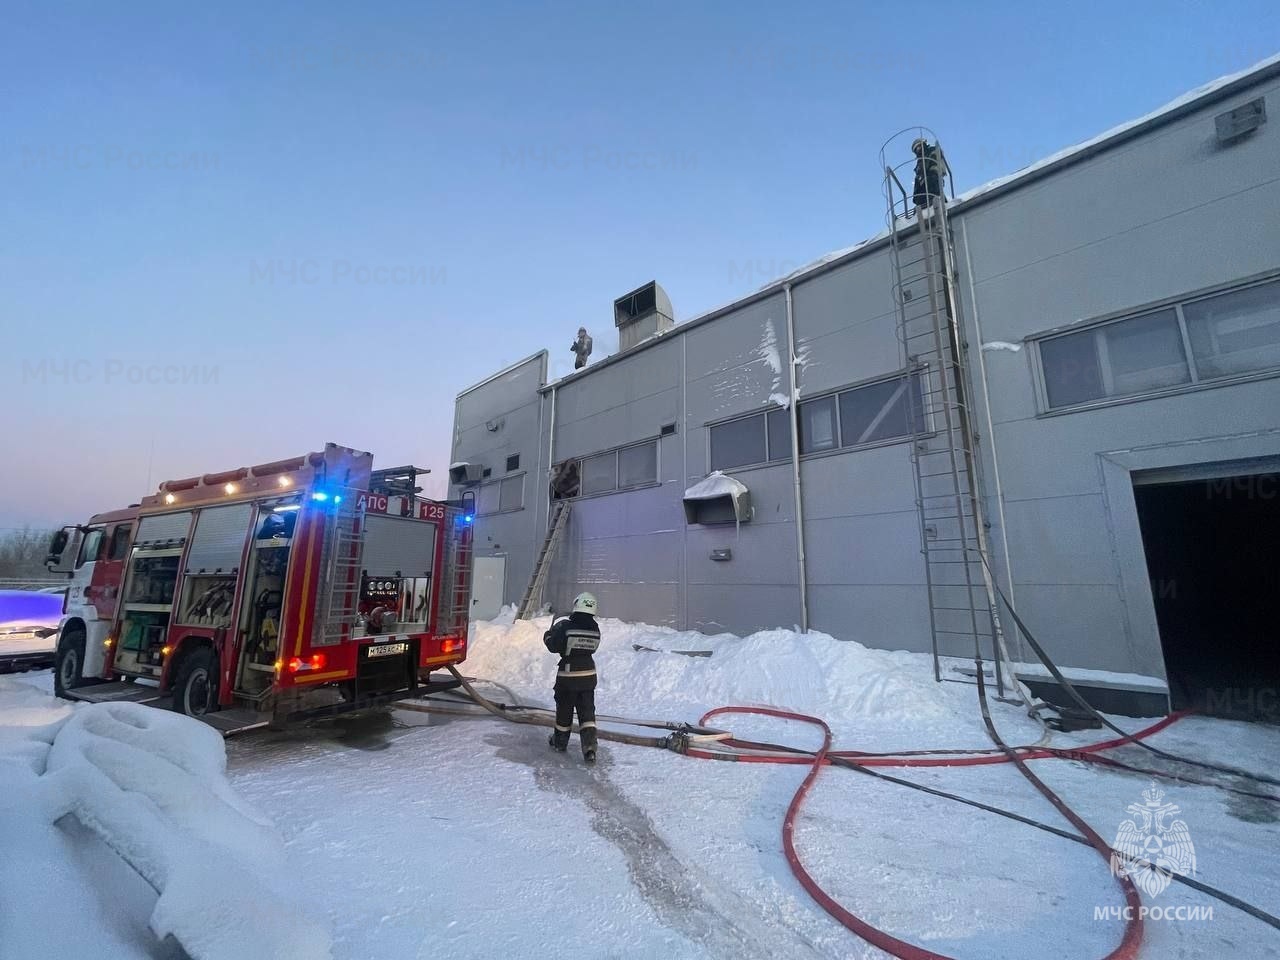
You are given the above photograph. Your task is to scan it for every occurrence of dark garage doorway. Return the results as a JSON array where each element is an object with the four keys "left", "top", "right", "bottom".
[{"left": 1134, "top": 469, "right": 1280, "bottom": 720}]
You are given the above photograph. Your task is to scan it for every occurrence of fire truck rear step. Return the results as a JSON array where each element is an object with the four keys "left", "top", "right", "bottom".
[
  {"left": 67, "top": 685, "right": 276, "bottom": 736},
  {"left": 286, "top": 674, "right": 463, "bottom": 722},
  {"left": 199, "top": 708, "right": 272, "bottom": 736},
  {"left": 65, "top": 681, "right": 166, "bottom": 705}
]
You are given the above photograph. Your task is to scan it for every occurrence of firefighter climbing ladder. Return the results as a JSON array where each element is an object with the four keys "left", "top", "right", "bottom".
[
  {"left": 881, "top": 132, "right": 1012, "bottom": 693},
  {"left": 516, "top": 500, "right": 572, "bottom": 620}
]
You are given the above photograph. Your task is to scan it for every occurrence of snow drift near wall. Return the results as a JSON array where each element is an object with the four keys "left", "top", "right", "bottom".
[
  {"left": 0, "top": 679, "right": 331, "bottom": 960},
  {"left": 465, "top": 615, "right": 999, "bottom": 746}
]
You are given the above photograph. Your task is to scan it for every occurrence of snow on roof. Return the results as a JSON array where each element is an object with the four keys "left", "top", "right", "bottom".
[
  {"left": 531, "top": 54, "right": 1280, "bottom": 391},
  {"left": 767, "top": 52, "right": 1280, "bottom": 291},
  {"left": 456, "top": 350, "right": 547, "bottom": 399},
  {"left": 683, "top": 471, "right": 750, "bottom": 502},
  {"left": 952, "top": 51, "right": 1280, "bottom": 205}
]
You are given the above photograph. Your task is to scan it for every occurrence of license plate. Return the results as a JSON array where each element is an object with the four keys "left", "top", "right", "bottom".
[{"left": 367, "top": 642, "right": 408, "bottom": 658}]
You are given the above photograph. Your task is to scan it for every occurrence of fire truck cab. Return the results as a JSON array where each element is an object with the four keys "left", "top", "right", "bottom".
[
  {"left": 46, "top": 506, "right": 140, "bottom": 692},
  {"left": 49, "top": 443, "right": 474, "bottom": 734}
]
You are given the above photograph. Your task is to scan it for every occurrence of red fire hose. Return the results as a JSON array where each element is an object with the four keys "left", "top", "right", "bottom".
[
  {"left": 690, "top": 703, "right": 1165, "bottom": 960},
  {"left": 442, "top": 671, "right": 1279, "bottom": 952}
]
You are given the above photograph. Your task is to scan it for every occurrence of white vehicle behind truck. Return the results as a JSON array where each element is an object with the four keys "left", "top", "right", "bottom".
[{"left": 0, "top": 588, "right": 66, "bottom": 673}]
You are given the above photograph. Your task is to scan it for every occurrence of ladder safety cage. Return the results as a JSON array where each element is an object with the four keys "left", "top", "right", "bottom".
[{"left": 880, "top": 129, "right": 1019, "bottom": 697}]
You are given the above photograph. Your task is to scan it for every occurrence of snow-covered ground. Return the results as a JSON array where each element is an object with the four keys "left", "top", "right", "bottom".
[
  {"left": 0, "top": 674, "right": 330, "bottom": 960},
  {"left": 3, "top": 616, "right": 1279, "bottom": 959}
]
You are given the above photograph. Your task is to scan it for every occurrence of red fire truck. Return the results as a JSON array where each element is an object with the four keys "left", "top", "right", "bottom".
[{"left": 46, "top": 443, "right": 475, "bottom": 734}]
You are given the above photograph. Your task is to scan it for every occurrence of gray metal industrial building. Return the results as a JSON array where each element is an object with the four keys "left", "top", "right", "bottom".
[{"left": 450, "top": 57, "right": 1280, "bottom": 715}]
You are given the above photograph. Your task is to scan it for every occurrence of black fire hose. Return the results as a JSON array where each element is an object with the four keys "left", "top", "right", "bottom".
[{"left": 430, "top": 666, "right": 732, "bottom": 750}]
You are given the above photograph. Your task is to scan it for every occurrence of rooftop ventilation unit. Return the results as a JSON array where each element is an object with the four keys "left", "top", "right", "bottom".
[
  {"left": 1215, "top": 97, "right": 1266, "bottom": 144},
  {"left": 614, "top": 281, "right": 673, "bottom": 352},
  {"left": 448, "top": 462, "right": 484, "bottom": 486}
]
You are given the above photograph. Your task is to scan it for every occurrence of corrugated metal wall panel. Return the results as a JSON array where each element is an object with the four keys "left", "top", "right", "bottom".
[
  {"left": 136, "top": 511, "right": 193, "bottom": 544},
  {"left": 362, "top": 515, "right": 436, "bottom": 577},
  {"left": 184, "top": 503, "right": 254, "bottom": 574}
]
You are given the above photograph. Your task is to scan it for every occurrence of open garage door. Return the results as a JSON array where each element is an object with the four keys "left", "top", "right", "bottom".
[{"left": 1134, "top": 464, "right": 1280, "bottom": 720}]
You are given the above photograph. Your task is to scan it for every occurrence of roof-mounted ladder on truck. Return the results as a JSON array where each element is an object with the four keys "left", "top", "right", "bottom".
[
  {"left": 516, "top": 500, "right": 572, "bottom": 620},
  {"left": 881, "top": 130, "right": 1022, "bottom": 701}
]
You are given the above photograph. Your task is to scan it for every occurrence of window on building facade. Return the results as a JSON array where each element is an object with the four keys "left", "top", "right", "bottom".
[
  {"left": 580, "top": 451, "right": 618, "bottom": 495},
  {"left": 506, "top": 453, "right": 520, "bottom": 472},
  {"left": 798, "top": 371, "right": 924, "bottom": 455},
  {"left": 709, "top": 408, "right": 791, "bottom": 471},
  {"left": 766, "top": 408, "right": 791, "bottom": 460},
  {"left": 475, "top": 474, "right": 525, "bottom": 515},
  {"left": 618, "top": 441, "right": 658, "bottom": 488},
  {"left": 551, "top": 459, "right": 580, "bottom": 500},
  {"left": 1184, "top": 279, "right": 1280, "bottom": 380},
  {"left": 554, "top": 439, "right": 660, "bottom": 499},
  {"left": 710, "top": 414, "right": 766, "bottom": 469},
  {"left": 1038, "top": 278, "right": 1280, "bottom": 410},
  {"left": 499, "top": 474, "right": 523, "bottom": 512},
  {"left": 476, "top": 480, "right": 501, "bottom": 516},
  {"left": 1041, "top": 309, "right": 1189, "bottom": 408},
  {"left": 838, "top": 372, "right": 925, "bottom": 446},
  {"left": 798, "top": 396, "right": 838, "bottom": 453}
]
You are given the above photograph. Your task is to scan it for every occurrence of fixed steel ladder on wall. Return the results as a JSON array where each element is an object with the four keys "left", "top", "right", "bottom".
[
  {"left": 881, "top": 131, "right": 1014, "bottom": 694},
  {"left": 314, "top": 491, "right": 367, "bottom": 647},
  {"left": 516, "top": 500, "right": 572, "bottom": 621}
]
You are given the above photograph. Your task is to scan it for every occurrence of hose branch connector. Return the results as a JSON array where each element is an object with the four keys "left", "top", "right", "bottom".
[{"left": 666, "top": 727, "right": 693, "bottom": 754}]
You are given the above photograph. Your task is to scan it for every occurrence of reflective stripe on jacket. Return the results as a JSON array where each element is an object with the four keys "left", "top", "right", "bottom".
[{"left": 544, "top": 612, "right": 601, "bottom": 682}]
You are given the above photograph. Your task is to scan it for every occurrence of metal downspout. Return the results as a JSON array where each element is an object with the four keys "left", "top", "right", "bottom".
[
  {"left": 533, "top": 374, "right": 546, "bottom": 585},
  {"left": 545, "top": 383, "right": 558, "bottom": 601},
  {"left": 958, "top": 218, "right": 1020, "bottom": 660},
  {"left": 784, "top": 284, "right": 809, "bottom": 632},
  {"left": 680, "top": 332, "right": 690, "bottom": 629}
]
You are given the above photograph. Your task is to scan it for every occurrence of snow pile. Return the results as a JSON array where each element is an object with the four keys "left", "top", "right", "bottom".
[
  {"left": 980, "top": 340, "right": 1022, "bottom": 353},
  {"left": 0, "top": 682, "right": 331, "bottom": 960},
  {"left": 0, "top": 674, "right": 73, "bottom": 744},
  {"left": 683, "top": 470, "right": 750, "bottom": 503},
  {"left": 683, "top": 471, "right": 752, "bottom": 526},
  {"left": 466, "top": 616, "right": 1022, "bottom": 746},
  {"left": 486, "top": 602, "right": 521, "bottom": 625}
]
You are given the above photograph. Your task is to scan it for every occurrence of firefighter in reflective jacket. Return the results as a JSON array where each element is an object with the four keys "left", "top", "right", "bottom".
[{"left": 544, "top": 592, "right": 601, "bottom": 762}]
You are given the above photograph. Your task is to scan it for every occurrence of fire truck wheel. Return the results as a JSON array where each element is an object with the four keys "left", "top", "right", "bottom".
[
  {"left": 54, "top": 627, "right": 86, "bottom": 698},
  {"left": 172, "top": 648, "right": 218, "bottom": 717}
]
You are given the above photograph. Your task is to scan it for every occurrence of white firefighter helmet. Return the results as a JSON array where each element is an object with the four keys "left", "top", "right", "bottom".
[{"left": 572, "top": 592, "right": 598, "bottom": 615}]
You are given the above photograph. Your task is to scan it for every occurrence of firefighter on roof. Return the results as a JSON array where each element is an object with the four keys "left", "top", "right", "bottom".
[
  {"left": 544, "top": 592, "right": 601, "bottom": 762},
  {"left": 911, "top": 138, "right": 945, "bottom": 209},
  {"left": 570, "top": 327, "right": 593, "bottom": 369}
]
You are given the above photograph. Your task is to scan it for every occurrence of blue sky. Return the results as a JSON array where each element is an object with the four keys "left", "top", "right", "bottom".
[{"left": 3, "top": 0, "right": 1277, "bottom": 529}]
